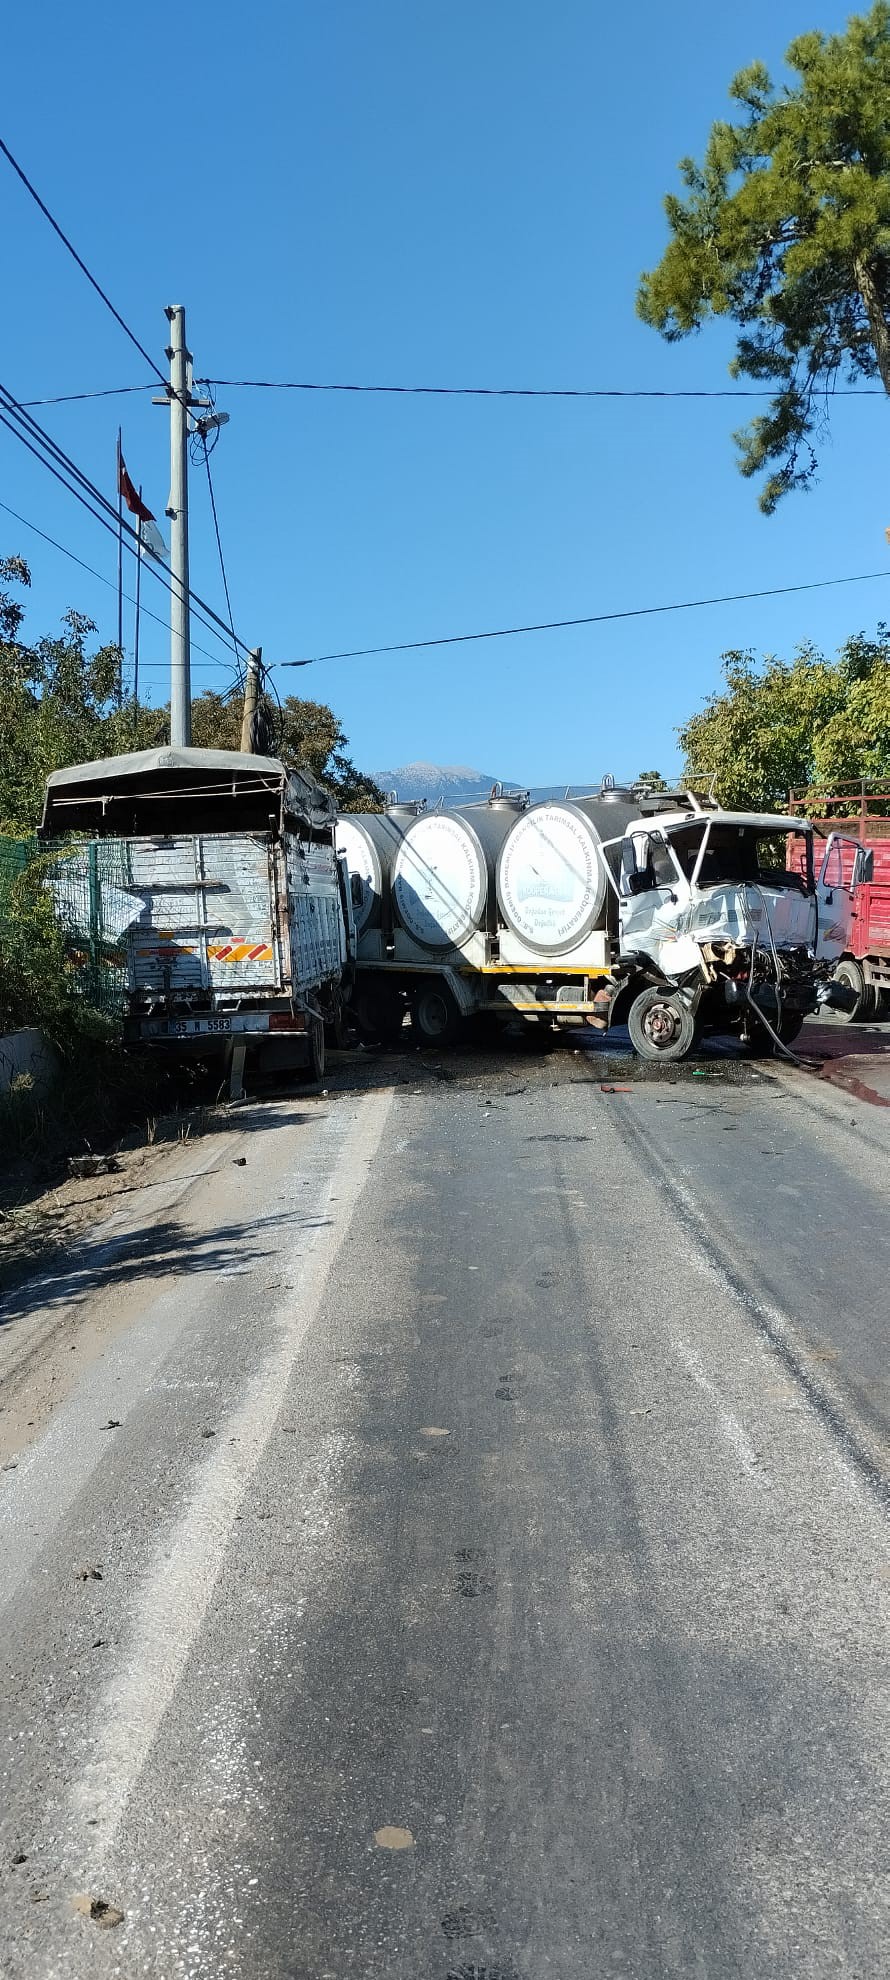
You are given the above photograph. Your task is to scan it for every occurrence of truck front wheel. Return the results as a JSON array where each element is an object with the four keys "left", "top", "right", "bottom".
[{"left": 627, "top": 986, "right": 698, "bottom": 1063}]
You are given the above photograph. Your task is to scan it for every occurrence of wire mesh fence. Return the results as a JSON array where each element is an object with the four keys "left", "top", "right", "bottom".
[{"left": 0, "top": 834, "right": 133, "bottom": 1029}]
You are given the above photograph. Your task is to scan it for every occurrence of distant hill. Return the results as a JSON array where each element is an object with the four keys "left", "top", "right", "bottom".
[
  {"left": 372, "top": 762, "right": 515, "bottom": 805},
  {"left": 372, "top": 761, "right": 635, "bottom": 807}
]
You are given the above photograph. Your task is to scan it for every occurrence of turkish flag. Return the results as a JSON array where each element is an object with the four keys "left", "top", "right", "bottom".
[{"left": 117, "top": 450, "right": 155, "bottom": 525}]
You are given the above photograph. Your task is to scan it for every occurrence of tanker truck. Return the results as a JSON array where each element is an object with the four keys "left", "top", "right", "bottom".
[{"left": 337, "top": 782, "right": 867, "bottom": 1062}]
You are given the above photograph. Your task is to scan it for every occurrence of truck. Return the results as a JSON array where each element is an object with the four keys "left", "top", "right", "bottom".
[
  {"left": 337, "top": 782, "right": 867, "bottom": 1062},
  {"left": 39, "top": 746, "right": 352, "bottom": 1094},
  {"left": 788, "top": 780, "right": 890, "bottom": 1022}
]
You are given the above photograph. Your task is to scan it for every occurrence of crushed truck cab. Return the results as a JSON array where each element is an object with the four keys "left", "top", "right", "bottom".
[{"left": 601, "top": 794, "right": 869, "bottom": 1060}]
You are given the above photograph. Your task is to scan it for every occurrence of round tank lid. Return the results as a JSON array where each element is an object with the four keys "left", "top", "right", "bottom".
[
  {"left": 386, "top": 796, "right": 427, "bottom": 819},
  {"left": 598, "top": 775, "right": 635, "bottom": 802},
  {"left": 487, "top": 782, "right": 529, "bottom": 811}
]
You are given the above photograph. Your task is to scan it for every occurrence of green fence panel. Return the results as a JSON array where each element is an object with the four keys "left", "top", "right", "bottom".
[{"left": 0, "top": 834, "right": 135, "bottom": 1023}]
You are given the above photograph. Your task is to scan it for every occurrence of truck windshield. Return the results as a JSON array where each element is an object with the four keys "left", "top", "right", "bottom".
[{"left": 667, "top": 825, "right": 813, "bottom": 892}]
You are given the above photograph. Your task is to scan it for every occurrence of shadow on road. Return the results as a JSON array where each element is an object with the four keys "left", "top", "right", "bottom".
[{"left": 0, "top": 1203, "right": 285, "bottom": 1333}]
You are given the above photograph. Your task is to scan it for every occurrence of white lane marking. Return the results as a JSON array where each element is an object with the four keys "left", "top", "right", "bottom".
[
  {"left": 672, "top": 1336, "right": 764, "bottom": 1482},
  {"left": 70, "top": 1087, "right": 393, "bottom": 1863}
]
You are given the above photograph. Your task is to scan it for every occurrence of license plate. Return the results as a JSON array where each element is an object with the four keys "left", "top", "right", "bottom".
[{"left": 145, "top": 1016, "right": 233, "bottom": 1038}]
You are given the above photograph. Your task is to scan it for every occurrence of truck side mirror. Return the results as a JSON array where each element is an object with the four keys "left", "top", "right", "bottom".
[{"left": 856, "top": 848, "right": 874, "bottom": 886}]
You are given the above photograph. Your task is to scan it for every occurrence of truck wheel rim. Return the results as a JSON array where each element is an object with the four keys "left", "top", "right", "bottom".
[
  {"left": 643, "top": 1000, "right": 680, "bottom": 1047},
  {"left": 420, "top": 993, "right": 449, "bottom": 1035}
]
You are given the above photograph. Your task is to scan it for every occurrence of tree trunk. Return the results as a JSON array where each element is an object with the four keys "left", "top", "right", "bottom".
[{"left": 853, "top": 254, "right": 890, "bottom": 394}]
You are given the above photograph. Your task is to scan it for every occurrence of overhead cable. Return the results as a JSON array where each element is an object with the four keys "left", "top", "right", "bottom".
[
  {"left": 0, "top": 399, "right": 238, "bottom": 664},
  {"left": 20, "top": 384, "right": 157, "bottom": 408},
  {"left": 203, "top": 376, "right": 880, "bottom": 400},
  {"left": 0, "top": 382, "right": 251, "bottom": 658},
  {"left": 19, "top": 376, "right": 882, "bottom": 407},
  {"left": 280, "top": 569, "right": 890, "bottom": 669},
  {"left": 0, "top": 497, "right": 243, "bottom": 673},
  {"left": 199, "top": 434, "right": 242, "bottom": 680},
  {"left": 0, "top": 138, "right": 168, "bottom": 388}
]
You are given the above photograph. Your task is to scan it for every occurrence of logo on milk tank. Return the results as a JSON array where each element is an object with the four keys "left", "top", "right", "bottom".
[{"left": 500, "top": 807, "right": 601, "bottom": 947}]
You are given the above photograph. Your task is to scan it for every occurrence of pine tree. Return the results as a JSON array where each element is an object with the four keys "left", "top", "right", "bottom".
[{"left": 637, "top": 3, "right": 890, "bottom": 509}]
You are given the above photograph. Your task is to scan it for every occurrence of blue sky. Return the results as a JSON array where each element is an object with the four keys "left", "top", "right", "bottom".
[{"left": 2, "top": 0, "right": 888, "bottom": 785}]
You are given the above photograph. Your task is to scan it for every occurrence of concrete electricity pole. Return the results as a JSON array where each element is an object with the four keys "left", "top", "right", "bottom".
[
  {"left": 154, "top": 306, "right": 212, "bottom": 747},
  {"left": 166, "top": 306, "right": 191, "bottom": 746},
  {"left": 240, "top": 649, "right": 263, "bottom": 753}
]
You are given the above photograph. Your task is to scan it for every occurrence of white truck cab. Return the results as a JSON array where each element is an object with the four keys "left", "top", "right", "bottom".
[{"left": 602, "top": 796, "right": 870, "bottom": 1060}]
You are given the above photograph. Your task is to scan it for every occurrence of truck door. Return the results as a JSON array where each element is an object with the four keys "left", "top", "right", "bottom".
[
  {"left": 815, "top": 834, "right": 869, "bottom": 961},
  {"left": 618, "top": 830, "right": 692, "bottom": 968}
]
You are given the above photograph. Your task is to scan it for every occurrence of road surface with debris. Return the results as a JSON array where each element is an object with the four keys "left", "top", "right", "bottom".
[{"left": 0, "top": 1034, "right": 888, "bottom": 1979}]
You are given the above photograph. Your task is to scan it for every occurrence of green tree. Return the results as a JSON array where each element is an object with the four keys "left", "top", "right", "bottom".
[
  {"left": 0, "top": 555, "right": 160, "bottom": 832},
  {"left": 191, "top": 687, "right": 384, "bottom": 812},
  {"left": 0, "top": 556, "right": 383, "bottom": 827},
  {"left": 678, "top": 626, "right": 890, "bottom": 806},
  {"left": 637, "top": 3, "right": 890, "bottom": 510}
]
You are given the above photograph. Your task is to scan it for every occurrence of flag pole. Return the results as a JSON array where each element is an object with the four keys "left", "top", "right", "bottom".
[
  {"left": 132, "top": 488, "right": 143, "bottom": 742},
  {"left": 116, "top": 427, "right": 124, "bottom": 706}
]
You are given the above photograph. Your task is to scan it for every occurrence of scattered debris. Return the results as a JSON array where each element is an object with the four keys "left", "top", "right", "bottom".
[
  {"left": 233, "top": 1156, "right": 247, "bottom": 1167},
  {"left": 68, "top": 1154, "right": 119, "bottom": 1179},
  {"left": 2, "top": 1460, "right": 17, "bottom": 1472},
  {"left": 91, "top": 1639, "right": 107, "bottom": 1650},
  {"left": 99, "top": 1419, "right": 121, "bottom": 1432},
  {"left": 601, "top": 1084, "right": 632, "bottom": 1094},
  {"left": 10, "top": 1852, "right": 27, "bottom": 1867},
  {"left": 72, "top": 1894, "right": 124, "bottom": 1929},
  {"left": 75, "top": 1564, "right": 103, "bottom": 1582},
  {"left": 374, "top": 1825, "right": 414, "bottom": 1850},
  {"left": 201, "top": 1427, "right": 216, "bottom": 1439}
]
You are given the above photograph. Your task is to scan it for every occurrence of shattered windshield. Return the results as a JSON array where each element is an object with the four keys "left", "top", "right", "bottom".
[{"left": 667, "top": 824, "right": 813, "bottom": 892}]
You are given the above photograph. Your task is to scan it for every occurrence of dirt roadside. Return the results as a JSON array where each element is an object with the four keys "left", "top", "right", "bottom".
[{"left": 0, "top": 1104, "right": 275, "bottom": 1469}]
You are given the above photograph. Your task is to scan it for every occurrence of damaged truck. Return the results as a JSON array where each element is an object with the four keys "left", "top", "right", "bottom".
[{"left": 338, "top": 784, "right": 868, "bottom": 1062}]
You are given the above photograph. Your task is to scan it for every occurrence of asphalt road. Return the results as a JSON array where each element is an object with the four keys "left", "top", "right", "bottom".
[{"left": 0, "top": 1039, "right": 888, "bottom": 1979}]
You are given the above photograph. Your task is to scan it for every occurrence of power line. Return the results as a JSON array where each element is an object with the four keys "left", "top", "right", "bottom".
[
  {"left": 0, "top": 497, "right": 243, "bottom": 673},
  {"left": 0, "top": 381, "right": 251, "bottom": 658},
  {"left": 20, "top": 384, "right": 156, "bottom": 408},
  {"left": 0, "top": 139, "right": 168, "bottom": 388},
  {"left": 199, "top": 436, "right": 242, "bottom": 681},
  {"left": 18, "top": 375, "right": 883, "bottom": 409},
  {"left": 279, "top": 568, "right": 890, "bottom": 669},
  {"left": 0, "top": 397, "right": 237, "bottom": 664},
  {"left": 203, "top": 376, "right": 882, "bottom": 400}
]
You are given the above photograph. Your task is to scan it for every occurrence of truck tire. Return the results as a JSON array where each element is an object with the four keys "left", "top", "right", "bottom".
[
  {"left": 412, "top": 981, "right": 461, "bottom": 1046},
  {"left": 832, "top": 958, "right": 878, "bottom": 1023},
  {"left": 627, "top": 986, "right": 698, "bottom": 1063}
]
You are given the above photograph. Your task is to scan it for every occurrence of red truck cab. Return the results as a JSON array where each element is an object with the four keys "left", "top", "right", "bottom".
[{"left": 788, "top": 782, "right": 890, "bottom": 1020}]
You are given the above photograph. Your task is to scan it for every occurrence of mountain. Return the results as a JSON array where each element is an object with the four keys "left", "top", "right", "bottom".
[
  {"left": 371, "top": 762, "right": 628, "bottom": 806},
  {"left": 372, "top": 762, "right": 515, "bottom": 805}
]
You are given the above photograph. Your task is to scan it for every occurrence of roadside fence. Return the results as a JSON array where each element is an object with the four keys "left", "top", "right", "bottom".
[{"left": 0, "top": 834, "right": 134, "bottom": 1028}]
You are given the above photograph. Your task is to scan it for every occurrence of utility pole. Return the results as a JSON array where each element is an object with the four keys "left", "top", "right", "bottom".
[
  {"left": 240, "top": 648, "right": 262, "bottom": 753},
  {"left": 167, "top": 305, "right": 191, "bottom": 747},
  {"left": 153, "top": 305, "right": 212, "bottom": 747}
]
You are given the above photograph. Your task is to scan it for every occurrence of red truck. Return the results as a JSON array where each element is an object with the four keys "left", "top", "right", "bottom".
[{"left": 788, "top": 780, "right": 890, "bottom": 1021}]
